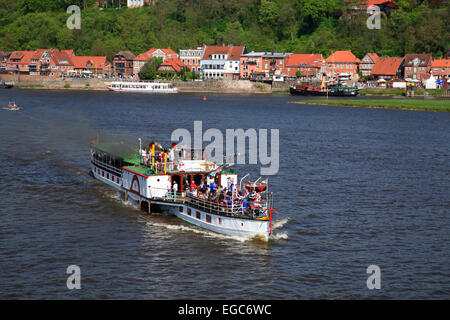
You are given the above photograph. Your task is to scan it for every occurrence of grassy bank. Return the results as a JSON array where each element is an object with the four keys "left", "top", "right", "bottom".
[
  {"left": 296, "top": 99, "right": 450, "bottom": 112},
  {"left": 13, "top": 84, "right": 44, "bottom": 89},
  {"left": 359, "top": 88, "right": 448, "bottom": 96}
]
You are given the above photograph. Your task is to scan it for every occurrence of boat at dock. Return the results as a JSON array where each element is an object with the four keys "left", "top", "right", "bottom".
[
  {"left": 290, "top": 73, "right": 359, "bottom": 97},
  {"left": 108, "top": 81, "right": 178, "bottom": 93},
  {"left": 90, "top": 139, "right": 279, "bottom": 241},
  {"left": 0, "top": 81, "right": 13, "bottom": 89}
]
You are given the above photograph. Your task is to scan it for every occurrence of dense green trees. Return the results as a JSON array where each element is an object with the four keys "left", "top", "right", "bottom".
[
  {"left": 0, "top": 0, "right": 448, "bottom": 59},
  {"left": 138, "top": 57, "right": 162, "bottom": 80}
]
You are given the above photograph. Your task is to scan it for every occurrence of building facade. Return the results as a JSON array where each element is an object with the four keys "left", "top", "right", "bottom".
[
  {"left": 239, "top": 51, "right": 291, "bottom": 80},
  {"left": 403, "top": 54, "right": 433, "bottom": 81},
  {"left": 360, "top": 53, "right": 379, "bottom": 77},
  {"left": 179, "top": 47, "right": 204, "bottom": 73},
  {"left": 113, "top": 51, "right": 136, "bottom": 77},
  {"left": 7, "top": 49, "right": 74, "bottom": 77},
  {"left": 200, "top": 45, "right": 246, "bottom": 80},
  {"left": 430, "top": 59, "right": 450, "bottom": 80},
  {"left": 282, "top": 53, "right": 325, "bottom": 80},
  {"left": 326, "top": 50, "right": 360, "bottom": 81},
  {"left": 370, "top": 57, "right": 404, "bottom": 80},
  {"left": 133, "top": 47, "right": 177, "bottom": 75},
  {"left": 71, "top": 56, "right": 111, "bottom": 77}
]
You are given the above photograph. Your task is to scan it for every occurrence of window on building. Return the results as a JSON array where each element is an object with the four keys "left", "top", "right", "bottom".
[{"left": 196, "top": 211, "right": 201, "bottom": 219}]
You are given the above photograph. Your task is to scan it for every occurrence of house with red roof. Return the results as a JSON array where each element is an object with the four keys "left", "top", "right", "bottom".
[
  {"left": 371, "top": 57, "right": 404, "bottom": 80},
  {"left": 345, "top": 0, "right": 398, "bottom": 15},
  {"left": 7, "top": 51, "right": 33, "bottom": 74},
  {"left": 71, "top": 56, "right": 111, "bottom": 77},
  {"left": 326, "top": 50, "right": 360, "bottom": 81},
  {"left": 360, "top": 53, "right": 379, "bottom": 77},
  {"left": 403, "top": 54, "right": 433, "bottom": 81},
  {"left": 431, "top": 59, "right": 450, "bottom": 80},
  {"left": 156, "top": 57, "right": 185, "bottom": 78},
  {"left": 200, "top": 45, "right": 246, "bottom": 80},
  {"left": 281, "top": 53, "right": 325, "bottom": 80},
  {"left": 133, "top": 47, "right": 178, "bottom": 75},
  {"left": 7, "top": 49, "right": 73, "bottom": 77}
]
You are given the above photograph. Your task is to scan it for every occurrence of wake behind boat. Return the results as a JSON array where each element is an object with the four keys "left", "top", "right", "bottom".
[
  {"left": 90, "top": 139, "right": 279, "bottom": 241},
  {"left": 108, "top": 80, "right": 178, "bottom": 93}
]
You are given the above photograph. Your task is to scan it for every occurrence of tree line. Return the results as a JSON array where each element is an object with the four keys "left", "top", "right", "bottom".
[{"left": 0, "top": 0, "right": 448, "bottom": 61}]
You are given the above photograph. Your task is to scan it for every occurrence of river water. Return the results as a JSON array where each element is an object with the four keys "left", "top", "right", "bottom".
[{"left": 0, "top": 89, "right": 448, "bottom": 299}]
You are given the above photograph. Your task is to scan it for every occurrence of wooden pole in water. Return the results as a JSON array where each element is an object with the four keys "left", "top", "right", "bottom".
[
  {"left": 139, "top": 197, "right": 141, "bottom": 209},
  {"left": 125, "top": 191, "right": 128, "bottom": 201},
  {"left": 148, "top": 200, "right": 151, "bottom": 215}
]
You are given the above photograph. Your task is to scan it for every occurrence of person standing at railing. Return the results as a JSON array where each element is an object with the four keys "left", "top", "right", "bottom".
[{"left": 173, "top": 181, "right": 178, "bottom": 201}]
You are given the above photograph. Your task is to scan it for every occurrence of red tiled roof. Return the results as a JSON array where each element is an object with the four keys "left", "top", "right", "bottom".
[
  {"left": 202, "top": 45, "right": 245, "bottom": 60},
  {"left": 30, "top": 49, "right": 73, "bottom": 65},
  {"left": 285, "top": 54, "right": 324, "bottom": 68},
  {"left": 345, "top": 0, "right": 398, "bottom": 8},
  {"left": 159, "top": 57, "right": 185, "bottom": 72},
  {"left": 8, "top": 51, "right": 34, "bottom": 64},
  {"left": 326, "top": 51, "right": 360, "bottom": 63},
  {"left": 135, "top": 48, "right": 177, "bottom": 61},
  {"left": 404, "top": 54, "right": 433, "bottom": 67},
  {"left": 431, "top": 59, "right": 450, "bottom": 68},
  {"left": 72, "top": 56, "right": 109, "bottom": 69},
  {"left": 367, "top": 53, "right": 379, "bottom": 62},
  {"left": 371, "top": 57, "right": 404, "bottom": 75},
  {"left": 115, "top": 51, "right": 136, "bottom": 60}
]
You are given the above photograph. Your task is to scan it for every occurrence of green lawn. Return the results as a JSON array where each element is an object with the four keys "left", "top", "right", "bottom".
[
  {"left": 359, "top": 88, "right": 448, "bottom": 96},
  {"left": 297, "top": 99, "right": 450, "bottom": 112}
]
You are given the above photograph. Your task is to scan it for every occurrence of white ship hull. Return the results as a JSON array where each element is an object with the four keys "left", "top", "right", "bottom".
[
  {"left": 107, "top": 81, "right": 178, "bottom": 93},
  {"left": 108, "top": 87, "right": 178, "bottom": 93}
]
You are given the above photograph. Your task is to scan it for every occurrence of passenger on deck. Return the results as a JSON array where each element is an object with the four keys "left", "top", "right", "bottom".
[{"left": 172, "top": 181, "right": 178, "bottom": 200}]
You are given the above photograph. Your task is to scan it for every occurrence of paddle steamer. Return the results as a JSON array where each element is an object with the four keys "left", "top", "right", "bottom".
[{"left": 90, "top": 139, "right": 278, "bottom": 241}]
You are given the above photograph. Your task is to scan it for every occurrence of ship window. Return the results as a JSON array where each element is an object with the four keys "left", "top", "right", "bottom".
[
  {"left": 179, "top": 206, "right": 183, "bottom": 213},
  {"left": 206, "top": 215, "right": 211, "bottom": 223},
  {"left": 106, "top": 173, "right": 109, "bottom": 179},
  {"left": 102, "top": 171, "right": 104, "bottom": 177},
  {"left": 218, "top": 218, "right": 222, "bottom": 225},
  {"left": 196, "top": 211, "right": 201, "bottom": 219},
  {"left": 187, "top": 208, "right": 191, "bottom": 216}
]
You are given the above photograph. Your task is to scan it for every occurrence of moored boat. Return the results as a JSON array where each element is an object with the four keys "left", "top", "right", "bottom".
[
  {"left": 108, "top": 81, "right": 178, "bottom": 93},
  {"left": 90, "top": 139, "right": 279, "bottom": 241}
]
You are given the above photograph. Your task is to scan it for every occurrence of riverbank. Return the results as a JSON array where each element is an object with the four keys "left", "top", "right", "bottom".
[
  {"left": 0, "top": 75, "right": 290, "bottom": 94},
  {"left": 294, "top": 99, "right": 450, "bottom": 112},
  {"left": 359, "top": 88, "right": 449, "bottom": 97}
]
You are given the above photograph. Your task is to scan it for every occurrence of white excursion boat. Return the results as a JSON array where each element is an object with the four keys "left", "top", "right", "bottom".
[
  {"left": 90, "top": 139, "right": 279, "bottom": 241},
  {"left": 108, "top": 81, "right": 178, "bottom": 93}
]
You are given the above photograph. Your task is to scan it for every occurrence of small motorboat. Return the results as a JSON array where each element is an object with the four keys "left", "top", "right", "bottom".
[{"left": 6, "top": 100, "right": 21, "bottom": 111}]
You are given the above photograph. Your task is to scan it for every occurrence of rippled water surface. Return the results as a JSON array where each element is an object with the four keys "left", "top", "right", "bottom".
[{"left": 0, "top": 89, "right": 449, "bottom": 299}]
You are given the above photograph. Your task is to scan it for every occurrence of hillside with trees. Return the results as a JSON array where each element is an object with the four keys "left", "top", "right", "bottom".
[{"left": 0, "top": 0, "right": 448, "bottom": 60}]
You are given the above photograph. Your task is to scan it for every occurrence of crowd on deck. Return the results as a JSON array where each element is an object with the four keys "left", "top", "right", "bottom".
[{"left": 170, "top": 176, "right": 263, "bottom": 215}]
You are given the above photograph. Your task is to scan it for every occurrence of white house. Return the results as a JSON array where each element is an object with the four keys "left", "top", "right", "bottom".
[{"left": 200, "top": 45, "right": 246, "bottom": 80}]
